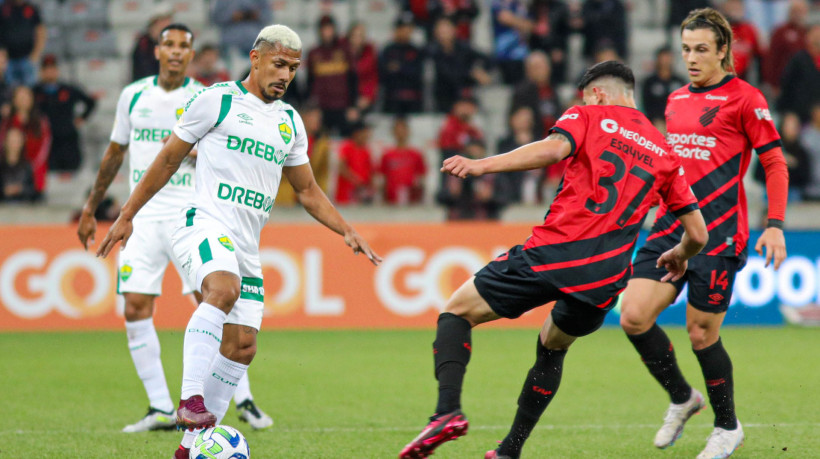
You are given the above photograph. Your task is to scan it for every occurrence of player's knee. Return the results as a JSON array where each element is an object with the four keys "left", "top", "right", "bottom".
[
  {"left": 225, "top": 341, "right": 256, "bottom": 365},
  {"left": 686, "top": 323, "right": 717, "bottom": 350},
  {"left": 123, "top": 294, "right": 154, "bottom": 321},
  {"left": 202, "top": 284, "right": 240, "bottom": 312},
  {"left": 619, "top": 303, "right": 649, "bottom": 335}
]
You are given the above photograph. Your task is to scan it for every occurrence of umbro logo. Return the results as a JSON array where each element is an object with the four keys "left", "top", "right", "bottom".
[
  {"left": 237, "top": 113, "right": 254, "bottom": 125},
  {"left": 699, "top": 106, "right": 719, "bottom": 127},
  {"left": 137, "top": 107, "right": 152, "bottom": 118}
]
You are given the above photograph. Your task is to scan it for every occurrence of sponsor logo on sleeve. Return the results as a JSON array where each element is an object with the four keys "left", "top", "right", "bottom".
[
  {"left": 754, "top": 108, "right": 772, "bottom": 121},
  {"left": 557, "top": 113, "right": 579, "bottom": 122}
]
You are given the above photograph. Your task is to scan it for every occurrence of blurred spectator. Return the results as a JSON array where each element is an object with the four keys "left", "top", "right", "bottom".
[
  {"left": 529, "top": 0, "right": 572, "bottom": 86},
  {"left": 491, "top": 0, "right": 532, "bottom": 85},
  {"left": 210, "top": 0, "right": 270, "bottom": 73},
  {"left": 667, "top": 0, "right": 712, "bottom": 32},
  {"left": 307, "top": 15, "right": 358, "bottom": 135},
  {"left": 71, "top": 188, "right": 119, "bottom": 221},
  {"left": 802, "top": 103, "right": 820, "bottom": 200},
  {"left": 641, "top": 47, "right": 686, "bottom": 132},
  {"left": 496, "top": 106, "right": 537, "bottom": 204},
  {"left": 342, "top": 22, "right": 379, "bottom": 115},
  {"left": 722, "top": 0, "right": 764, "bottom": 81},
  {"left": 0, "top": 48, "right": 9, "bottom": 115},
  {"left": 335, "top": 120, "right": 374, "bottom": 205},
  {"left": 755, "top": 113, "right": 810, "bottom": 201},
  {"left": 777, "top": 23, "right": 820, "bottom": 124},
  {"left": 763, "top": 0, "right": 809, "bottom": 93},
  {"left": 0, "top": 127, "right": 36, "bottom": 202},
  {"left": 401, "top": 0, "right": 480, "bottom": 42},
  {"left": 380, "top": 13, "right": 425, "bottom": 115},
  {"left": 581, "top": 0, "right": 628, "bottom": 61},
  {"left": 191, "top": 44, "right": 230, "bottom": 87},
  {"left": 438, "top": 96, "right": 483, "bottom": 162},
  {"left": 509, "top": 51, "right": 560, "bottom": 137},
  {"left": 132, "top": 4, "right": 173, "bottom": 82},
  {"left": 33, "top": 55, "right": 96, "bottom": 172},
  {"left": 428, "top": 17, "right": 491, "bottom": 114},
  {"left": 0, "top": 85, "right": 50, "bottom": 199},
  {"left": 438, "top": 138, "right": 504, "bottom": 220},
  {"left": 276, "top": 103, "right": 331, "bottom": 206},
  {"left": 0, "top": 0, "right": 46, "bottom": 87},
  {"left": 380, "top": 117, "right": 427, "bottom": 205},
  {"left": 745, "top": 0, "right": 791, "bottom": 39}
]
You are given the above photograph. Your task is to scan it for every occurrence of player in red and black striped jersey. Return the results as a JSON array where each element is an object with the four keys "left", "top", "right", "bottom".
[
  {"left": 399, "top": 61, "right": 708, "bottom": 459},
  {"left": 620, "top": 8, "right": 789, "bottom": 459}
]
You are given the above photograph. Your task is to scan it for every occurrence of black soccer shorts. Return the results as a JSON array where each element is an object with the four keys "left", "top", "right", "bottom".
[
  {"left": 474, "top": 244, "right": 612, "bottom": 337},
  {"left": 631, "top": 242, "right": 744, "bottom": 313}
]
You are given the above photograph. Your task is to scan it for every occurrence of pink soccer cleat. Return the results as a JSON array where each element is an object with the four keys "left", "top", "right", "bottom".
[
  {"left": 175, "top": 395, "right": 216, "bottom": 431},
  {"left": 399, "top": 410, "right": 469, "bottom": 458}
]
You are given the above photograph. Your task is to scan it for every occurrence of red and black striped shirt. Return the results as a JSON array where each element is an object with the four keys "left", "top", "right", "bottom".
[{"left": 522, "top": 105, "right": 698, "bottom": 307}]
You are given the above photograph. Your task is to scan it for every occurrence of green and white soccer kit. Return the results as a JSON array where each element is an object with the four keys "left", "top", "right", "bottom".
[
  {"left": 110, "top": 76, "right": 203, "bottom": 296},
  {"left": 171, "top": 81, "right": 309, "bottom": 329}
]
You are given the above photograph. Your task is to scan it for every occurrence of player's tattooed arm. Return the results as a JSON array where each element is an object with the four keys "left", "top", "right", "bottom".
[
  {"left": 545, "top": 132, "right": 569, "bottom": 143},
  {"left": 78, "top": 142, "right": 127, "bottom": 250}
]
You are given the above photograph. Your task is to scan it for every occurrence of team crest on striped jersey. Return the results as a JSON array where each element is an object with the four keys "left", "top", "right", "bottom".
[{"left": 278, "top": 122, "right": 292, "bottom": 144}]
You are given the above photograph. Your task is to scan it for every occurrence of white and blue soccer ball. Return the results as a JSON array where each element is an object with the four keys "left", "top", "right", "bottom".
[{"left": 189, "top": 425, "right": 250, "bottom": 459}]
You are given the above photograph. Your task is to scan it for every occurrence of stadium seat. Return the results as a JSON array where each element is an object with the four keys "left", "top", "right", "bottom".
[
  {"left": 43, "top": 27, "right": 68, "bottom": 61},
  {"left": 67, "top": 28, "right": 120, "bottom": 58},
  {"left": 62, "top": 0, "right": 109, "bottom": 28},
  {"left": 353, "top": 0, "right": 398, "bottom": 44},
  {"left": 74, "top": 58, "right": 128, "bottom": 93},
  {"left": 169, "top": 0, "right": 208, "bottom": 29},
  {"left": 107, "top": 0, "right": 153, "bottom": 28},
  {"left": 39, "top": 0, "right": 65, "bottom": 26}
]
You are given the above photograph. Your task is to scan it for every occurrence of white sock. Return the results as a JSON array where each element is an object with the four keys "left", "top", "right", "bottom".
[
  {"left": 233, "top": 372, "right": 253, "bottom": 404},
  {"left": 180, "top": 303, "right": 227, "bottom": 400},
  {"left": 181, "top": 428, "right": 199, "bottom": 448},
  {"left": 203, "top": 352, "right": 249, "bottom": 423},
  {"left": 125, "top": 318, "right": 174, "bottom": 413}
]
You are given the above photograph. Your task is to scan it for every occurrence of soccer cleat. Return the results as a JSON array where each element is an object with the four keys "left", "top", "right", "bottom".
[
  {"left": 653, "top": 388, "right": 706, "bottom": 448},
  {"left": 484, "top": 450, "right": 513, "bottom": 459},
  {"left": 697, "top": 421, "right": 744, "bottom": 459},
  {"left": 172, "top": 445, "right": 189, "bottom": 459},
  {"left": 122, "top": 407, "right": 176, "bottom": 433},
  {"left": 399, "top": 410, "right": 469, "bottom": 459},
  {"left": 236, "top": 398, "right": 274, "bottom": 429},
  {"left": 175, "top": 395, "right": 216, "bottom": 431}
]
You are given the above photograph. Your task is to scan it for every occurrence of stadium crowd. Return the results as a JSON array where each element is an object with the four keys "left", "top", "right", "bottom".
[{"left": 1, "top": 0, "right": 820, "bottom": 218}]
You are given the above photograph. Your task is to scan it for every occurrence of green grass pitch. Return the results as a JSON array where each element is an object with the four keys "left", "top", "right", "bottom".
[{"left": 1, "top": 326, "right": 818, "bottom": 458}]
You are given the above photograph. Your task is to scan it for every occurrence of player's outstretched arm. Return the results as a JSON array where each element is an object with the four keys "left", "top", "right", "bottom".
[
  {"left": 96, "top": 134, "right": 194, "bottom": 258},
  {"left": 284, "top": 163, "right": 382, "bottom": 266},
  {"left": 754, "top": 147, "right": 789, "bottom": 270},
  {"left": 78, "top": 141, "right": 127, "bottom": 250},
  {"left": 441, "top": 132, "right": 572, "bottom": 178},
  {"left": 656, "top": 209, "right": 708, "bottom": 282}
]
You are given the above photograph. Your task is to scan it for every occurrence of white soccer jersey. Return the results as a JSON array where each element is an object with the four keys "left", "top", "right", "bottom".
[
  {"left": 110, "top": 76, "right": 203, "bottom": 220},
  {"left": 173, "top": 81, "right": 309, "bottom": 255}
]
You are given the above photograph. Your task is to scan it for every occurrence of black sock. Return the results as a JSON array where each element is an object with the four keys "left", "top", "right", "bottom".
[
  {"left": 433, "top": 312, "right": 472, "bottom": 415},
  {"left": 497, "top": 338, "right": 567, "bottom": 459},
  {"left": 627, "top": 323, "right": 692, "bottom": 404},
  {"left": 694, "top": 338, "right": 737, "bottom": 430}
]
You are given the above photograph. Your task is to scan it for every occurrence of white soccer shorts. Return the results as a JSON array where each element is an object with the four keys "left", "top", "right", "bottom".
[
  {"left": 171, "top": 210, "right": 264, "bottom": 330},
  {"left": 118, "top": 217, "right": 195, "bottom": 296}
]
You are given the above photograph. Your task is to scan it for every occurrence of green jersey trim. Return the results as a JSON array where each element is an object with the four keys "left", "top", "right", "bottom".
[
  {"left": 185, "top": 207, "right": 196, "bottom": 227},
  {"left": 198, "top": 238, "right": 213, "bottom": 263},
  {"left": 236, "top": 80, "right": 249, "bottom": 94},
  {"left": 285, "top": 109, "right": 298, "bottom": 138},
  {"left": 128, "top": 90, "right": 144, "bottom": 115},
  {"left": 214, "top": 94, "right": 233, "bottom": 128}
]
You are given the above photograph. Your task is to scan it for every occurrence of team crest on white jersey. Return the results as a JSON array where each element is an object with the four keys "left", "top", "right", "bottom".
[{"left": 279, "top": 122, "right": 293, "bottom": 144}]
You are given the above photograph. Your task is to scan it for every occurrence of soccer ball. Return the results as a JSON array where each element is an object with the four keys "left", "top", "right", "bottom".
[{"left": 189, "top": 425, "right": 250, "bottom": 459}]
